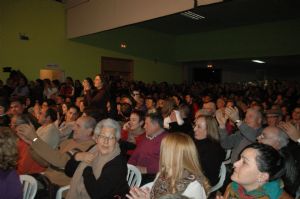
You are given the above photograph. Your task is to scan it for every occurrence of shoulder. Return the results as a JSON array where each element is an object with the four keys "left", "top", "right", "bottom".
[{"left": 182, "top": 180, "right": 207, "bottom": 199}]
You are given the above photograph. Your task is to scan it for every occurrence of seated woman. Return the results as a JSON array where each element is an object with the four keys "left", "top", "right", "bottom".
[
  {"left": 0, "top": 127, "right": 22, "bottom": 198},
  {"left": 218, "top": 143, "right": 295, "bottom": 199},
  {"left": 65, "top": 118, "right": 129, "bottom": 199},
  {"left": 120, "top": 110, "right": 145, "bottom": 157},
  {"left": 127, "top": 133, "right": 210, "bottom": 199},
  {"left": 193, "top": 115, "right": 225, "bottom": 186}
]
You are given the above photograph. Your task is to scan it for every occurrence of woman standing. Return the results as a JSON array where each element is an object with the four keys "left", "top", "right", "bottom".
[{"left": 84, "top": 74, "right": 109, "bottom": 115}]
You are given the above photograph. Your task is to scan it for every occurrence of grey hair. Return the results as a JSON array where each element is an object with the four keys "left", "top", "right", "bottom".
[
  {"left": 81, "top": 116, "right": 97, "bottom": 130},
  {"left": 94, "top": 118, "right": 121, "bottom": 140},
  {"left": 277, "top": 128, "right": 289, "bottom": 149}
]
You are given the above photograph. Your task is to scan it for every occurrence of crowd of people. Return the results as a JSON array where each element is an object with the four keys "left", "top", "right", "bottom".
[{"left": 0, "top": 69, "right": 300, "bottom": 199}]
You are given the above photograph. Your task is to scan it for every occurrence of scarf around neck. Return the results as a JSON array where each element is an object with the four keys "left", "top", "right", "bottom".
[
  {"left": 66, "top": 143, "right": 121, "bottom": 199},
  {"left": 228, "top": 180, "right": 283, "bottom": 199}
]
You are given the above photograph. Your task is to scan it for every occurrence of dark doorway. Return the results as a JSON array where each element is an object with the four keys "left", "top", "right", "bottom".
[
  {"left": 193, "top": 68, "right": 221, "bottom": 83},
  {"left": 101, "top": 57, "right": 134, "bottom": 81}
]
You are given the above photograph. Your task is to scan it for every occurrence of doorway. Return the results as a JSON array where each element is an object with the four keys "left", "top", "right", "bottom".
[{"left": 101, "top": 57, "right": 133, "bottom": 81}]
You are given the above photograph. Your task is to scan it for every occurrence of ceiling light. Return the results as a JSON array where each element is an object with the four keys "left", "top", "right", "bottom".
[
  {"left": 180, "top": 11, "right": 205, "bottom": 20},
  {"left": 252, "top": 60, "right": 265, "bottom": 64}
]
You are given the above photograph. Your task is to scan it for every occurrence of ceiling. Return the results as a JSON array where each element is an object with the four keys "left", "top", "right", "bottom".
[
  {"left": 134, "top": 0, "right": 300, "bottom": 35},
  {"left": 73, "top": 0, "right": 300, "bottom": 67}
]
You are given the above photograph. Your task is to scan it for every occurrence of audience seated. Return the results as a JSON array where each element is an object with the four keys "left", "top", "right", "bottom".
[
  {"left": 128, "top": 112, "right": 167, "bottom": 184},
  {"left": 16, "top": 116, "right": 96, "bottom": 187},
  {"left": 127, "top": 133, "right": 210, "bottom": 199},
  {"left": 120, "top": 110, "right": 145, "bottom": 157},
  {"left": 217, "top": 143, "right": 295, "bottom": 199},
  {"left": 193, "top": 115, "right": 225, "bottom": 186},
  {"left": 217, "top": 107, "right": 263, "bottom": 163},
  {"left": 65, "top": 119, "right": 129, "bottom": 199}
]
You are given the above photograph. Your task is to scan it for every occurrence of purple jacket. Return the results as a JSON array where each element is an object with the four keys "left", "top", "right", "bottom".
[{"left": 0, "top": 169, "right": 22, "bottom": 199}]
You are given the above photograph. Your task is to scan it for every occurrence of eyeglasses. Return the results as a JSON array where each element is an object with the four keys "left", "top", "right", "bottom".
[{"left": 95, "top": 134, "right": 116, "bottom": 142}]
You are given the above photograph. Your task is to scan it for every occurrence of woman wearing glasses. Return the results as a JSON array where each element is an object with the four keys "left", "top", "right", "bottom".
[{"left": 65, "top": 118, "right": 129, "bottom": 199}]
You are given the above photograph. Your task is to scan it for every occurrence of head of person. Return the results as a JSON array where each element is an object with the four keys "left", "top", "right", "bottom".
[
  {"left": 61, "top": 102, "right": 71, "bottom": 115},
  {"left": 194, "top": 116, "right": 219, "bottom": 142},
  {"left": 161, "top": 98, "right": 177, "bottom": 118},
  {"left": 159, "top": 133, "right": 210, "bottom": 193},
  {"left": 244, "top": 108, "right": 263, "bottom": 129},
  {"left": 184, "top": 94, "right": 193, "bottom": 105},
  {"left": 128, "top": 110, "right": 145, "bottom": 131},
  {"left": 257, "top": 126, "right": 289, "bottom": 150},
  {"left": 10, "top": 114, "right": 31, "bottom": 132},
  {"left": 172, "top": 95, "right": 182, "bottom": 106},
  {"left": 82, "top": 77, "right": 94, "bottom": 90},
  {"left": 144, "top": 112, "right": 163, "bottom": 136},
  {"left": 65, "top": 105, "right": 80, "bottom": 122},
  {"left": 0, "top": 127, "right": 18, "bottom": 170},
  {"left": 292, "top": 107, "right": 300, "bottom": 121},
  {"left": 38, "top": 108, "right": 57, "bottom": 125},
  {"left": 72, "top": 116, "right": 96, "bottom": 141},
  {"left": 265, "top": 109, "right": 282, "bottom": 127},
  {"left": 93, "top": 118, "right": 121, "bottom": 155},
  {"left": 9, "top": 96, "right": 26, "bottom": 116},
  {"left": 216, "top": 98, "right": 226, "bottom": 109},
  {"left": 94, "top": 74, "right": 104, "bottom": 89},
  {"left": 202, "top": 102, "right": 216, "bottom": 116},
  {"left": 231, "top": 143, "right": 286, "bottom": 191},
  {"left": 145, "top": 96, "right": 156, "bottom": 110},
  {"left": 131, "top": 89, "right": 141, "bottom": 103}
]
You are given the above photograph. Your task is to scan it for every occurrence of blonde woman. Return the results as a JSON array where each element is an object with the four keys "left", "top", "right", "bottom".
[
  {"left": 193, "top": 115, "right": 225, "bottom": 186},
  {"left": 127, "top": 133, "right": 210, "bottom": 199}
]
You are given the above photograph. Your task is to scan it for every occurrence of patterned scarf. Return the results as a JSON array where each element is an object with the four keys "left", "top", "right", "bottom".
[
  {"left": 226, "top": 180, "right": 283, "bottom": 199},
  {"left": 150, "top": 170, "right": 203, "bottom": 199}
]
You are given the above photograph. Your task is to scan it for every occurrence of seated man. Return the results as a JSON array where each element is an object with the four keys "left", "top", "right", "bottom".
[
  {"left": 258, "top": 125, "right": 300, "bottom": 197},
  {"left": 16, "top": 116, "right": 96, "bottom": 186},
  {"left": 216, "top": 107, "right": 263, "bottom": 163},
  {"left": 128, "top": 112, "right": 167, "bottom": 184}
]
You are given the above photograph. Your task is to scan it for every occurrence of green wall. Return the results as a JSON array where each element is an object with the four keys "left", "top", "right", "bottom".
[
  {"left": 0, "top": 0, "right": 182, "bottom": 83},
  {"left": 175, "top": 19, "right": 300, "bottom": 61}
]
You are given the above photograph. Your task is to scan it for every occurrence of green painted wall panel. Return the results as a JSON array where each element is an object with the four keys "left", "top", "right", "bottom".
[{"left": 0, "top": 0, "right": 182, "bottom": 83}]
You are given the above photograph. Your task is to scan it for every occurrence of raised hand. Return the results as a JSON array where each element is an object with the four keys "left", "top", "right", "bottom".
[
  {"left": 225, "top": 107, "right": 239, "bottom": 122},
  {"left": 278, "top": 121, "right": 300, "bottom": 142},
  {"left": 16, "top": 124, "right": 37, "bottom": 145}
]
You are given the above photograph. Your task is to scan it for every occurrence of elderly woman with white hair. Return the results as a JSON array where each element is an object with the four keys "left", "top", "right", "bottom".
[{"left": 65, "top": 118, "right": 129, "bottom": 199}]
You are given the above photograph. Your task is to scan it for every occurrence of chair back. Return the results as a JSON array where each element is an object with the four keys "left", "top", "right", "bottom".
[
  {"left": 20, "top": 175, "right": 38, "bottom": 199},
  {"left": 127, "top": 164, "right": 142, "bottom": 187},
  {"left": 55, "top": 185, "right": 70, "bottom": 199},
  {"left": 208, "top": 162, "right": 226, "bottom": 194}
]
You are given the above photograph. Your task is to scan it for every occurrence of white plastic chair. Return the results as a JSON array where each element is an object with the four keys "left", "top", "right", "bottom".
[
  {"left": 56, "top": 185, "right": 70, "bottom": 199},
  {"left": 208, "top": 162, "right": 226, "bottom": 194},
  {"left": 127, "top": 164, "right": 142, "bottom": 187},
  {"left": 20, "top": 175, "right": 38, "bottom": 199}
]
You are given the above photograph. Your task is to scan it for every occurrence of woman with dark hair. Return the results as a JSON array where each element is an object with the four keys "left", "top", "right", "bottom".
[
  {"left": 218, "top": 143, "right": 295, "bottom": 199},
  {"left": 0, "top": 127, "right": 22, "bottom": 198},
  {"left": 84, "top": 74, "right": 109, "bottom": 116}
]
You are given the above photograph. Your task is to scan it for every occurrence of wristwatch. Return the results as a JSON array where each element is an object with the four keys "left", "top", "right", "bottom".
[
  {"left": 32, "top": 137, "right": 38, "bottom": 142},
  {"left": 297, "top": 138, "right": 300, "bottom": 144},
  {"left": 235, "top": 119, "right": 242, "bottom": 125}
]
